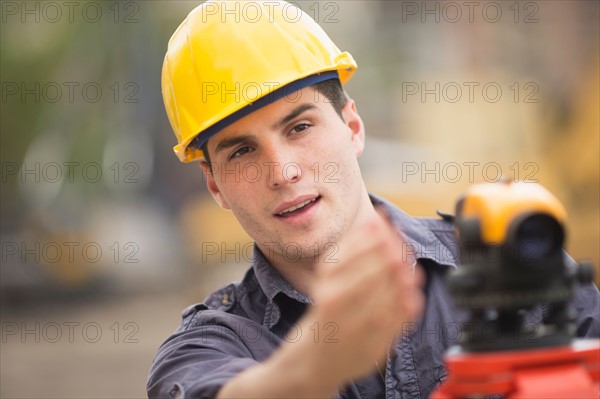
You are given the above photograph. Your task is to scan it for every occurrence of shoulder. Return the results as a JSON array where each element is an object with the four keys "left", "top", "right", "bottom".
[
  {"left": 371, "top": 192, "right": 456, "bottom": 236},
  {"left": 371, "top": 192, "right": 460, "bottom": 267},
  {"left": 415, "top": 210, "right": 457, "bottom": 247},
  {"left": 178, "top": 266, "right": 262, "bottom": 332},
  {"left": 416, "top": 210, "right": 455, "bottom": 232}
]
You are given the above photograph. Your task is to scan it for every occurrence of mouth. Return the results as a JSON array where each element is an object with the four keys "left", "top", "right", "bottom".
[{"left": 274, "top": 195, "right": 321, "bottom": 219}]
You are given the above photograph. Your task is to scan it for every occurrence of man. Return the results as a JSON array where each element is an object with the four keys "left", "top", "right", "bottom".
[{"left": 148, "top": 2, "right": 599, "bottom": 398}]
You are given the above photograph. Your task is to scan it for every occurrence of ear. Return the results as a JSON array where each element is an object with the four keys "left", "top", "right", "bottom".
[
  {"left": 341, "top": 99, "right": 365, "bottom": 156},
  {"left": 200, "top": 161, "right": 231, "bottom": 210}
]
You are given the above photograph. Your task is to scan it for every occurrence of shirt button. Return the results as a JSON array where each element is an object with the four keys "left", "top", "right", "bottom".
[
  {"left": 222, "top": 293, "right": 230, "bottom": 305},
  {"left": 169, "top": 385, "right": 181, "bottom": 398}
]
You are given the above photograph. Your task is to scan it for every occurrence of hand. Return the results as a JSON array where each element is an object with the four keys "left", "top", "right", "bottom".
[{"left": 296, "top": 214, "right": 425, "bottom": 388}]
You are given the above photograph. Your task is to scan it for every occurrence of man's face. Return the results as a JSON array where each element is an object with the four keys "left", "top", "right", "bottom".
[{"left": 202, "top": 86, "right": 367, "bottom": 263}]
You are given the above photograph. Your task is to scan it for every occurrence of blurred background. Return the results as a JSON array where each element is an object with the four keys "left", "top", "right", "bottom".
[{"left": 1, "top": 1, "right": 598, "bottom": 397}]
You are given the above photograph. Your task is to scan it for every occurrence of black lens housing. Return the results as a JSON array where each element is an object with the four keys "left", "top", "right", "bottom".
[
  {"left": 509, "top": 213, "right": 564, "bottom": 265},
  {"left": 447, "top": 212, "right": 574, "bottom": 351}
]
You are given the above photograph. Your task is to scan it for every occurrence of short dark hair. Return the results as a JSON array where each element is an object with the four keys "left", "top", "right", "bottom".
[{"left": 202, "top": 78, "right": 347, "bottom": 172}]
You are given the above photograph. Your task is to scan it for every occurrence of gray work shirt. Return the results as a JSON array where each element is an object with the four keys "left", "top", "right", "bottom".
[{"left": 147, "top": 194, "right": 600, "bottom": 399}]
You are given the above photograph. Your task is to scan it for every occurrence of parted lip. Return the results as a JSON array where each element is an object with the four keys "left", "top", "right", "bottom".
[{"left": 273, "top": 194, "right": 320, "bottom": 216}]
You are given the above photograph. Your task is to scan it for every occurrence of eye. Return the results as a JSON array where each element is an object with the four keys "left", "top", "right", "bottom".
[
  {"left": 229, "top": 146, "right": 254, "bottom": 160},
  {"left": 289, "top": 123, "right": 312, "bottom": 135}
]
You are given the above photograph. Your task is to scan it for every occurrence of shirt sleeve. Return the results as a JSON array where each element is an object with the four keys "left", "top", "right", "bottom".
[
  {"left": 566, "top": 253, "right": 600, "bottom": 338},
  {"left": 572, "top": 281, "right": 600, "bottom": 338},
  {"left": 147, "top": 314, "right": 263, "bottom": 399}
]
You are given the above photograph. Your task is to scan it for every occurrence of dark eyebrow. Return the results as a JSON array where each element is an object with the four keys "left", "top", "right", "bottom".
[
  {"left": 271, "top": 103, "right": 317, "bottom": 130},
  {"left": 214, "top": 134, "right": 255, "bottom": 155},
  {"left": 214, "top": 103, "right": 317, "bottom": 155}
]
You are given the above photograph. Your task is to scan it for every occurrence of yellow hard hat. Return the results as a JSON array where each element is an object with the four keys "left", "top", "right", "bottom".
[{"left": 162, "top": 0, "right": 357, "bottom": 162}]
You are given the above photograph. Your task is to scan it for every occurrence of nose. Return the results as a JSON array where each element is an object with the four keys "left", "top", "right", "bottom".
[{"left": 262, "top": 147, "right": 302, "bottom": 188}]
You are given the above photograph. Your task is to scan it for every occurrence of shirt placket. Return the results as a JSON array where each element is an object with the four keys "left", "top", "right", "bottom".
[{"left": 386, "top": 336, "right": 421, "bottom": 399}]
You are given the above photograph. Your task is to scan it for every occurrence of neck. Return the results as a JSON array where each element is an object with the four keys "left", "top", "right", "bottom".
[{"left": 262, "top": 189, "right": 383, "bottom": 296}]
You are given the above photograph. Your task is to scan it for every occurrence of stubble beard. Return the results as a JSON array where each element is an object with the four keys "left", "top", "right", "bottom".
[{"left": 266, "top": 207, "right": 348, "bottom": 265}]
